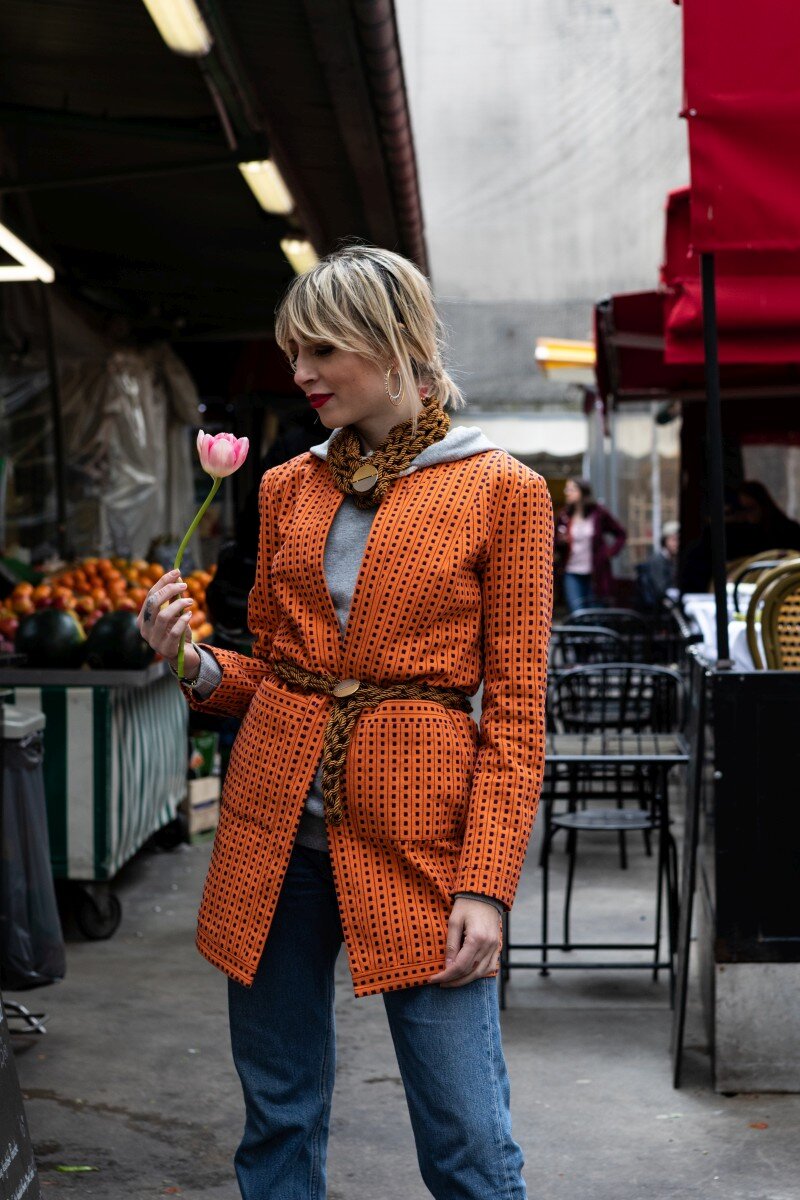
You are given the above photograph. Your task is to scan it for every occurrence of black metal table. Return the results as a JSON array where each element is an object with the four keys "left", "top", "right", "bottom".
[{"left": 500, "top": 730, "right": 690, "bottom": 1008}]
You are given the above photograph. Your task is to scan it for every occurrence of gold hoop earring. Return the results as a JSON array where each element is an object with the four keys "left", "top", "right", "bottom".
[{"left": 385, "top": 366, "right": 404, "bottom": 407}]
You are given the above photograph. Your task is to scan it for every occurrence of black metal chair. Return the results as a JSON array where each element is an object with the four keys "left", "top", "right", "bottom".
[
  {"left": 544, "top": 663, "right": 683, "bottom": 958},
  {"left": 549, "top": 625, "right": 626, "bottom": 671},
  {"left": 647, "top": 603, "right": 703, "bottom": 670},
  {"left": 568, "top": 608, "right": 651, "bottom": 662},
  {"left": 501, "top": 664, "right": 685, "bottom": 1008}
]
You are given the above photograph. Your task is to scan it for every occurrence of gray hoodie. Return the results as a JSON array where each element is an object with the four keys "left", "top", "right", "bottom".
[{"left": 183, "top": 423, "right": 504, "bottom": 909}]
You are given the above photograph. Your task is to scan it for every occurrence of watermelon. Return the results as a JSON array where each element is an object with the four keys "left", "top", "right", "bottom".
[
  {"left": 84, "top": 610, "right": 155, "bottom": 670},
  {"left": 15, "top": 608, "right": 87, "bottom": 668}
]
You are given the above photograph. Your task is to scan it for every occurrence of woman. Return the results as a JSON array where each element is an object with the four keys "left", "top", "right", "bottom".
[
  {"left": 137, "top": 245, "right": 553, "bottom": 1199},
  {"left": 555, "top": 477, "right": 626, "bottom": 613}
]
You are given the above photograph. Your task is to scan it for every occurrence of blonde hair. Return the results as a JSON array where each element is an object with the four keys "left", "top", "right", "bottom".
[{"left": 274, "top": 244, "right": 465, "bottom": 430}]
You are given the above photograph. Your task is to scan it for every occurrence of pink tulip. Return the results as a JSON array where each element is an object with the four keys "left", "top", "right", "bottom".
[
  {"left": 196, "top": 430, "right": 249, "bottom": 478},
  {"left": 171, "top": 429, "right": 249, "bottom": 681}
]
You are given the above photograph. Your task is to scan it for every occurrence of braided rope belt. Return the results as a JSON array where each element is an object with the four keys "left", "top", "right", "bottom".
[{"left": 271, "top": 658, "right": 472, "bottom": 825}]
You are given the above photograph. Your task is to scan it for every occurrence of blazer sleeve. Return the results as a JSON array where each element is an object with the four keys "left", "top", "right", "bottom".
[
  {"left": 179, "top": 467, "right": 285, "bottom": 719},
  {"left": 453, "top": 463, "right": 553, "bottom": 910}
]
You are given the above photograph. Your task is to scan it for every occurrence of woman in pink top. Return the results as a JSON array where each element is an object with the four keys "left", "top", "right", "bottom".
[{"left": 555, "top": 478, "right": 627, "bottom": 613}]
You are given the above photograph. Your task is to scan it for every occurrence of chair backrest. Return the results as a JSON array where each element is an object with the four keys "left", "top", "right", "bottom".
[
  {"left": 549, "top": 663, "right": 686, "bottom": 734},
  {"left": 745, "top": 560, "right": 800, "bottom": 669},
  {"left": 732, "top": 558, "right": 799, "bottom": 613},
  {"left": 549, "top": 625, "right": 626, "bottom": 670},
  {"left": 727, "top": 548, "right": 798, "bottom": 586},
  {"left": 568, "top": 608, "right": 650, "bottom": 661},
  {"left": 648, "top": 604, "right": 702, "bottom": 668},
  {"left": 762, "top": 569, "right": 800, "bottom": 670}
]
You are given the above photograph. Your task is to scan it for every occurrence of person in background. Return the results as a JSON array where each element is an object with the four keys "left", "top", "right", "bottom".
[
  {"left": 555, "top": 478, "right": 627, "bottom": 613},
  {"left": 636, "top": 520, "right": 679, "bottom": 611},
  {"left": 735, "top": 480, "right": 800, "bottom": 555}
]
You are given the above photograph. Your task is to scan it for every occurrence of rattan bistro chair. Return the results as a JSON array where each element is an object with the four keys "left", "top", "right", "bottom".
[
  {"left": 539, "top": 664, "right": 683, "bottom": 982},
  {"left": 746, "top": 560, "right": 800, "bottom": 669},
  {"left": 760, "top": 566, "right": 800, "bottom": 669}
]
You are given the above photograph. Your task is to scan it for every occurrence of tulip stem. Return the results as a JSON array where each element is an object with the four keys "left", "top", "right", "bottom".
[{"left": 174, "top": 475, "right": 221, "bottom": 679}]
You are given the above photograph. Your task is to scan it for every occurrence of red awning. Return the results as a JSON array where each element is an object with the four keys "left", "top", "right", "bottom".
[
  {"left": 681, "top": 0, "right": 800, "bottom": 252},
  {"left": 594, "top": 290, "right": 705, "bottom": 402},
  {"left": 594, "top": 287, "right": 800, "bottom": 404},
  {"left": 662, "top": 188, "right": 800, "bottom": 364}
]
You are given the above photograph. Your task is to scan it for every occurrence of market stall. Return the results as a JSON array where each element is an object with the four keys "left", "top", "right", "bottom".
[{"left": 594, "top": 0, "right": 800, "bottom": 1091}]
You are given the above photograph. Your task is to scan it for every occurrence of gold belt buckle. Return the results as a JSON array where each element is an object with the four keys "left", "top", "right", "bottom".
[{"left": 332, "top": 678, "right": 361, "bottom": 698}]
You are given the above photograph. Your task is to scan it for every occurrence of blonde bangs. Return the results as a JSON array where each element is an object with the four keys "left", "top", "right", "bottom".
[{"left": 274, "top": 245, "right": 465, "bottom": 414}]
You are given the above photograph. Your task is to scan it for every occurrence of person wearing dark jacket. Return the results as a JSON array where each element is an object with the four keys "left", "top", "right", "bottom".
[
  {"left": 636, "top": 521, "right": 679, "bottom": 611},
  {"left": 555, "top": 478, "right": 627, "bottom": 612},
  {"left": 735, "top": 481, "right": 800, "bottom": 555}
]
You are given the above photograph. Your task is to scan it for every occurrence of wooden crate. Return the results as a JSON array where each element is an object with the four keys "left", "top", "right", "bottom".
[{"left": 181, "top": 775, "right": 220, "bottom": 836}]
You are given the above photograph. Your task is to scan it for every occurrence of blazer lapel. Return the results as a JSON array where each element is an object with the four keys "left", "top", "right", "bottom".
[{"left": 272, "top": 460, "right": 345, "bottom": 675}]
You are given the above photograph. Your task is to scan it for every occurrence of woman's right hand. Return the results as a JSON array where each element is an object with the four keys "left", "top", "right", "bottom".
[{"left": 136, "top": 569, "right": 200, "bottom": 678}]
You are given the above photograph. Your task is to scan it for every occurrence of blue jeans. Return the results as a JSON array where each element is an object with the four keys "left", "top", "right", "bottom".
[
  {"left": 562, "top": 571, "right": 595, "bottom": 614},
  {"left": 227, "top": 843, "right": 526, "bottom": 1199}
]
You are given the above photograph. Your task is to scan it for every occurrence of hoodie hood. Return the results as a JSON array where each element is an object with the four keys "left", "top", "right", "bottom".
[{"left": 308, "top": 422, "right": 500, "bottom": 474}]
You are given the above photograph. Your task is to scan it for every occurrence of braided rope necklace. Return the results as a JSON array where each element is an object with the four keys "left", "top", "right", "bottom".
[{"left": 325, "top": 393, "right": 450, "bottom": 509}]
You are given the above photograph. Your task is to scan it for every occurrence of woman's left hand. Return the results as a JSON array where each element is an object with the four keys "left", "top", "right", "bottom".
[{"left": 428, "top": 898, "right": 502, "bottom": 987}]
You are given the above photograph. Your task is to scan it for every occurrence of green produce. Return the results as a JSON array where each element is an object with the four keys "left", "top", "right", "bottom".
[
  {"left": 15, "top": 608, "right": 86, "bottom": 668},
  {"left": 84, "top": 610, "right": 155, "bottom": 670}
]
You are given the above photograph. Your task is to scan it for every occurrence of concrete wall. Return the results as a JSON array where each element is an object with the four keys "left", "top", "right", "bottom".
[{"left": 396, "top": 0, "right": 689, "bottom": 407}]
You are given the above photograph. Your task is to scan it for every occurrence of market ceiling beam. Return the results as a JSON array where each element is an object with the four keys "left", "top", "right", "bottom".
[
  {"left": 0, "top": 103, "right": 224, "bottom": 146},
  {"left": 0, "top": 150, "right": 270, "bottom": 194},
  {"left": 0, "top": 0, "right": 428, "bottom": 338},
  {"left": 351, "top": 0, "right": 427, "bottom": 272},
  {"left": 193, "top": 0, "right": 328, "bottom": 254}
]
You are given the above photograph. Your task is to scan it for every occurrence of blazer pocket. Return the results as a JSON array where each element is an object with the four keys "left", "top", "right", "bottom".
[
  {"left": 346, "top": 700, "right": 479, "bottom": 841},
  {"left": 223, "top": 676, "right": 314, "bottom": 823}
]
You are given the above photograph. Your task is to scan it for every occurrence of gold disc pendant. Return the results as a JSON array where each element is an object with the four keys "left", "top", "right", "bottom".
[
  {"left": 351, "top": 463, "right": 379, "bottom": 493},
  {"left": 332, "top": 678, "right": 361, "bottom": 698}
]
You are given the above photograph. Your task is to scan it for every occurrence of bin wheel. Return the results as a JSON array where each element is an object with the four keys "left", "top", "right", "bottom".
[{"left": 74, "top": 887, "right": 122, "bottom": 940}]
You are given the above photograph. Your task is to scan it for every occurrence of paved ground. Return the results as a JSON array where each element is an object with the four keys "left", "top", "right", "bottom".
[{"left": 6, "top": 815, "right": 800, "bottom": 1200}]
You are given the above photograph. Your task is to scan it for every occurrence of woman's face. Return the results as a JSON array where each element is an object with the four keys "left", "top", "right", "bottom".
[
  {"left": 290, "top": 338, "right": 388, "bottom": 427},
  {"left": 564, "top": 479, "right": 582, "bottom": 506}
]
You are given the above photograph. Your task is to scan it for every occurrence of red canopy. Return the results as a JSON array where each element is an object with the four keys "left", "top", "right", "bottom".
[
  {"left": 594, "top": 286, "right": 800, "bottom": 403},
  {"left": 662, "top": 188, "right": 800, "bottom": 364},
  {"left": 681, "top": 0, "right": 800, "bottom": 252}
]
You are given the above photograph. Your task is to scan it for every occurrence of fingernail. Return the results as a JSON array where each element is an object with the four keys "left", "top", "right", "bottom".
[{"left": 177, "top": 582, "right": 187, "bottom": 589}]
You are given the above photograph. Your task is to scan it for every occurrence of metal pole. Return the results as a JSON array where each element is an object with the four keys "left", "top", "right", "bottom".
[
  {"left": 700, "top": 253, "right": 730, "bottom": 665},
  {"left": 651, "top": 401, "right": 662, "bottom": 554}
]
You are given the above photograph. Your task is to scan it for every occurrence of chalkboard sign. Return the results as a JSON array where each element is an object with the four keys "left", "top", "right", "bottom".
[{"left": 0, "top": 998, "right": 40, "bottom": 1200}]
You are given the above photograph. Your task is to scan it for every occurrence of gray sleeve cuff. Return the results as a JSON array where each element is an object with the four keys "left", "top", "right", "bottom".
[
  {"left": 169, "top": 645, "right": 223, "bottom": 699},
  {"left": 452, "top": 891, "right": 505, "bottom": 914}
]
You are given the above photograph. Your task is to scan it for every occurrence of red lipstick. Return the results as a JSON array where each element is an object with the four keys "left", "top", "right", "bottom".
[{"left": 308, "top": 394, "right": 333, "bottom": 409}]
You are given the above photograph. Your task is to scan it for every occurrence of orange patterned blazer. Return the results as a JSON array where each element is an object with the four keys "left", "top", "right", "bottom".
[{"left": 184, "top": 447, "right": 553, "bottom": 997}]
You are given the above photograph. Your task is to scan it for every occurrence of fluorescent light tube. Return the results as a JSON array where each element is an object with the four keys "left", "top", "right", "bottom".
[
  {"left": 238, "top": 160, "right": 294, "bottom": 214},
  {"left": 281, "top": 239, "right": 319, "bottom": 275},
  {"left": 141, "top": 0, "right": 213, "bottom": 56},
  {"left": 0, "top": 222, "right": 55, "bottom": 283}
]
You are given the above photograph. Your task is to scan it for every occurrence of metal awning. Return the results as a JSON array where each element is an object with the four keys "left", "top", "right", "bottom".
[{"left": 0, "top": 0, "right": 425, "bottom": 339}]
